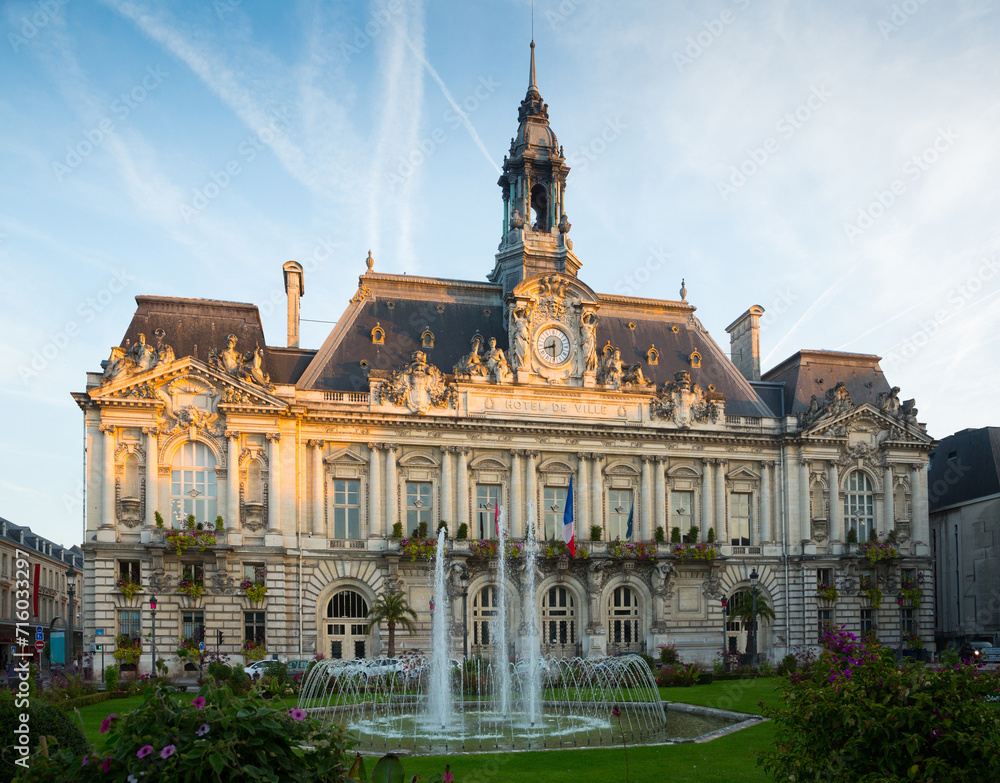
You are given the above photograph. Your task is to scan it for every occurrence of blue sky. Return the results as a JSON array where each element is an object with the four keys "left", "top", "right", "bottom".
[{"left": 2, "top": 0, "right": 999, "bottom": 547}]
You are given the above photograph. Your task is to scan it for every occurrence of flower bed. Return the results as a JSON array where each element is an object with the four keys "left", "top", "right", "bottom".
[
  {"left": 900, "top": 575, "right": 924, "bottom": 608},
  {"left": 160, "top": 513, "right": 222, "bottom": 555},
  {"left": 113, "top": 635, "right": 142, "bottom": 665},
  {"left": 859, "top": 575, "right": 882, "bottom": 608},
  {"left": 241, "top": 579, "right": 267, "bottom": 602},
  {"left": 176, "top": 579, "right": 204, "bottom": 599},
  {"left": 609, "top": 540, "right": 656, "bottom": 560},
  {"left": 858, "top": 537, "right": 898, "bottom": 564},
  {"left": 469, "top": 540, "right": 523, "bottom": 559},
  {"left": 542, "top": 540, "right": 589, "bottom": 559},
  {"left": 816, "top": 582, "right": 839, "bottom": 602},
  {"left": 242, "top": 639, "right": 266, "bottom": 663}
]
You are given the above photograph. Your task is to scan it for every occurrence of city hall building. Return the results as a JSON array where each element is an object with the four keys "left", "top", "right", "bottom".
[{"left": 76, "top": 44, "right": 935, "bottom": 670}]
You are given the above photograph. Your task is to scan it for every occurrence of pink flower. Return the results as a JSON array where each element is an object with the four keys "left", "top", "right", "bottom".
[
  {"left": 101, "top": 757, "right": 112, "bottom": 772},
  {"left": 192, "top": 696, "right": 206, "bottom": 709},
  {"left": 443, "top": 771, "right": 455, "bottom": 783},
  {"left": 137, "top": 745, "right": 153, "bottom": 759},
  {"left": 612, "top": 706, "right": 621, "bottom": 718},
  {"left": 197, "top": 723, "right": 211, "bottom": 736},
  {"left": 160, "top": 744, "right": 176, "bottom": 759},
  {"left": 99, "top": 713, "right": 118, "bottom": 734},
  {"left": 288, "top": 708, "right": 307, "bottom": 721},
  {"left": 82, "top": 755, "right": 89, "bottom": 766}
]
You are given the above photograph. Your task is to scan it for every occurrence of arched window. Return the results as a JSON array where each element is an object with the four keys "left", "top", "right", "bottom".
[
  {"left": 530, "top": 184, "right": 549, "bottom": 231},
  {"left": 471, "top": 586, "right": 499, "bottom": 655},
  {"left": 325, "top": 590, "right": 370, "bottom": 659},
  {"left": 844, "top": 471, "right": 875, "bottom": 542},
  {"left": 246, "top": 459, "right": 263, "bottom": 504},
  {"left": 542, "top": 586, "right": 576, "bottom": 657},
  {"left": 607, "top": 586, "right": 640, "bottom": 654},
  {"left": 122, "top": 453, "right": 140, "bottom": 499},
  {"left": 170, "top": 442, "right": 217, "bottom": 526}
]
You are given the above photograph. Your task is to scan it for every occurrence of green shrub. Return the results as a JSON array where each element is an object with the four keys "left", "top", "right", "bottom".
[
  {"left": 656, "top": 663, "right": 700, "bottom": 687},
  {"left": 695, "top": 669, "right": 713, "bottom": 685},
  {"left": 654, "top": 526, "right": 665, "bottom": 543},
  {"left": 391, "top": 521, "right": 403, "bottom": 539},
  {"left": 437, "top": 521, "right": 448, "bottom": 536},
  {"left": 687, "top": 525, "right": 699, "bottom": 542},
  {"left": 0, "top": 688, "right": 88, "bottom": 782},
  {"left": 658, "top": 643, "right": 680, "bottom": 665},
  {"left": 670, "top": 527, "right": 681, "bottom": 544},
  {"left": 456, "top": 522, "right": 469, "bottom": 540},
  {"left": 776, "top": 653, "right": 797, "bottom": 676},
  {"left": 16, "top": 680, "right": 350, "bottom": 782},
  {"left": 589, "top": 525, "right": 602, "bottom": 541},
  {"left": 417, "top": 521, "right": 428, "bottom": 539},
  {"left": 758, "top": 626, "right": 1000, "bottom": 781},
  {"left": 706, "top": 527, "right": 716, "bottom": 544},
  {"left": 104, "top": 664, "right": 120, "bottom": 693}
]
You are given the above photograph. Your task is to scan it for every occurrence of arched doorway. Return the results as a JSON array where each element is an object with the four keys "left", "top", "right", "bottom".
[
  {"left": 324, "top": 589, "right": 370, "bottom": 659},
  {"left": 541, "top": 586, "right": 578, "bottom": 658},
  {"left": 725, "top": 588, "right": 771, "bottom": 662},
  {"left": 607, "top": 586, "right": 642, "bottom": 655}
]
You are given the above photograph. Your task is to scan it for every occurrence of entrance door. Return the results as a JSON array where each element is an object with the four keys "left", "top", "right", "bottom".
[{"left": 324, "top": 590, "right": 371, "bottom": 659}]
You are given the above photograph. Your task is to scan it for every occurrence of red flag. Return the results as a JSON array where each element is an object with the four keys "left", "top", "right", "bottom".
[
  {"left": 494, "top": 501, "right": 500, "bottom": 537},
  {"left": 33, "top": 563, "right": 41, "bottom": 618}
]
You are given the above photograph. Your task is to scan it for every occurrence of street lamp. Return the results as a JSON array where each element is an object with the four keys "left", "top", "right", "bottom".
[
  {"left": 460, "top": 568, "right": 470, "bottom": 661},
  {"left": 896, "top": 592, "right": 905, "bottom": 660},
  {"left": 65, "top": 565, "right": 77, "bottom": 672},
  {"left": 749, "top": 568, "right": 759, "bottom": 667},
  {"left": 149, "top": 596, "right": 157, "bottom": 678}
]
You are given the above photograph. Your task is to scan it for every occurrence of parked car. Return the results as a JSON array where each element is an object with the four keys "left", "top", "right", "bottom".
[
  {"left": 364, "top": 658, "right": 404, "bottom": 675},
  {"left": 285, "top": 659, "right": 313, "bottom": 675},
  {"left": 243, "top": 660, "right": 272, "bottom": 679}
]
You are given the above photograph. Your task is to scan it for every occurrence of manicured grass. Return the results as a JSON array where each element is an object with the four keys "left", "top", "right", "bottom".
[
  {"left": 660, "top": 677, "right": 784, "bottom": 715},
  {"left": 76, "top": 692, "right": 195, "bottom": 745}
]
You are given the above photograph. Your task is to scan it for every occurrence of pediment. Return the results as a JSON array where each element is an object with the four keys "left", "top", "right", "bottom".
[
  {"left": 324, "top": 448, "right": 367, "bottom": 465},
  {"left": 398, "top": 451, "right": 441, "bottom": 468},
  {"left": 468, "top": 455, "right": 508, "bottom": 471},
  {"left": 726, "top": 465, "right": 760, "bottom": 481},
  {"left": 803, "top": 403, "right": 931, "bottom": 447},
  {"left": 537, "top": 458, "right": 574, "bottom": 473},
  {"left": 91, "top": 357, "right": 288, "bottom": 414}
]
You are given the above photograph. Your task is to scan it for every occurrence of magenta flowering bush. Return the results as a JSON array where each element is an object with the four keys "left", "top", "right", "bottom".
[
  {"left": 609, "top": 540, "right": 656, "bottom": 560},
  {"left": 15, "top": 680, "right": 351, "bottom": 782},
  {"left": 758, "top": 625, "right": 1000, "bottom": 781}
]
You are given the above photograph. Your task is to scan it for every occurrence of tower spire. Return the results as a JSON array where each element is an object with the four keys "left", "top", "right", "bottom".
[{"left": 529, "top": 40, "right": 537, "bottom": 90}]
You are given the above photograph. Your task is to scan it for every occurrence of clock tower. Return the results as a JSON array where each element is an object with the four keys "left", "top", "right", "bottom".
[{"left": 489, "top": 40, "right": 581, "bottom": 296}]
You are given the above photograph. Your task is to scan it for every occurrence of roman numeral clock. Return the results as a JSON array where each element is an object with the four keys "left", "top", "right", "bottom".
[{"left": 536, "top": 326, "right": 571, "bottom": 366}]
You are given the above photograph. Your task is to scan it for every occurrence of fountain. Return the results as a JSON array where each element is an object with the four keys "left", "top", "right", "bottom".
[{"left": 297, "top": 515, "right": 738, "bottom": 753}]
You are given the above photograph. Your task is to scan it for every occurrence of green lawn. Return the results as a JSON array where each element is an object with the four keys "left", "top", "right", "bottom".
[{"left": 660, "top": 677, "right": 783, "bottom": 715}]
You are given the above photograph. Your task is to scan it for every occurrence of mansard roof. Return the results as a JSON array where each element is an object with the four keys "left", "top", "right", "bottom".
[
  {"left": 928, "top": 427, "right": 1000, "bottom": 510},
  {"left": 0, "top": 516, "right": 83, "bottom": 568},
  {"left": 762, "top": 349, "right": 893, "bottom": 416}
]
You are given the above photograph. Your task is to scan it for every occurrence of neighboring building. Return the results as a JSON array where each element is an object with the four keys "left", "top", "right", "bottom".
[
  {"left": 928, "top": 427, "right": 1000, "bottom": 650},
  {"left": 75, "top": 44, "right": 936, "bottom": 672},
  {"left": 0, "top": 517, "right": 84, "bottom": 670}
]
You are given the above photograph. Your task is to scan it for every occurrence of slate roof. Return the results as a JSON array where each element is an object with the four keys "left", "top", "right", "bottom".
[
  {"left": 761, "top": 350, "right": 893, "bottom": 416},
  {"left": 0, "top": 516, "right": 83, "bottom": 569},
  {"left": 927, "top": 427, "right": 1000, "bottom": 511}
]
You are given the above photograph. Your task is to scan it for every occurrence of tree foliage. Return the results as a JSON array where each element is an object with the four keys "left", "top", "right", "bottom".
[{"left": 366, "top": 591, "right": 418, "bottom": 658}]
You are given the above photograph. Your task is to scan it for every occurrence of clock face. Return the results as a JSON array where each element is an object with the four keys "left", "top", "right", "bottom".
[{"left": 535, "top": 326, "right": 571, "bottom": 366}]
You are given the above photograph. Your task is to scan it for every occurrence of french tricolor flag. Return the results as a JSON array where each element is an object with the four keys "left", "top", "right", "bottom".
[{"left": 563, "top": 476, "right": 576, "bottom": 557}]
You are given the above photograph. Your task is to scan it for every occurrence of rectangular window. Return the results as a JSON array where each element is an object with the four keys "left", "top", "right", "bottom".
[
  {"left": 330, "top": 640, "right": 343, "bottom": 659},
  {"left": 182, "top": 610, "right": 205, "bottom": 642},
  {"left": 244, "top": 611, "right": 266, "bottom": 644},
  {"left": 118, "top": 609, "right": 141, "bottom": 638},
  {"left": 119, "top": 560, "right": 141, "bottom": 582},
  {"left": 901, "top": 608, "right": 915, "bottom": 635},
  {"left": 182, "top": 564, "right": 205, "bottom": 586},
  {"left": 332, "top": 479, "right": 361, "bottom": 539},
  {"left": 860, "top": 609, "right": 874, "bottom": 636},
  {"left": 475, "top": 484, "right": 500, "bottom": 539},
  {"left": 608, "top": 489, "right": 633, "bottom": 541},
  {"left": 671, "top": 490, "right": 693, "bottom": 534},
  {"left": 2, "top": 553, "right": 6, "bottom": 575},
  {"left": 818, "top": 609, "right": 833, "bottom": 642},
  {"left": 542, "top": 486, "right": 568, "bottom": 541},
  {"left": 243, "top": 563, "right": 266, "bottom": 583},
  {"left": 730, "top": 493, "right": 752, "bottom": 546},
  {"left": 817, "top": 568, "right": 831, "bottom": 587},
  {"left": 406, "top": 482, "right": 432, "bottom": 535}
]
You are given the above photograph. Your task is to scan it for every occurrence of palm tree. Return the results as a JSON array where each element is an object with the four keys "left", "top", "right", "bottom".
[
  {"left": 727, "top": 590, "right": 776, "bottom": 655},
  {"left": 366, "top": 591, "right": 418, "bottom": 658}
]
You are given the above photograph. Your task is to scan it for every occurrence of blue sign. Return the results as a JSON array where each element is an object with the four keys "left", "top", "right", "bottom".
[
  {"left": 50, "top": 631, "right": 65, "bottom": 665},
  {"left": 94, "top": 629, "right": 105, "bottom": 636},
  {"left": 35, "top": 630, "right": 44, "bottom": 642},
  {"left": 198, "top": 642, "right": 205, "bottom": 651}
]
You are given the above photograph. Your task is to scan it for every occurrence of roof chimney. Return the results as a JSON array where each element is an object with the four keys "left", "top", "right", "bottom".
[
  {"left": 725, "top": 305, "right": 764, "bottom": 381},
  {"left": 282, "top": 261, "right": 304, "bottom": 348}
]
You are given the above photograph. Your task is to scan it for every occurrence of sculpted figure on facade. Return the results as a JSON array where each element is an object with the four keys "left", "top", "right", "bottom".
[
  {"left": 650, "top": 370, "right": 723, "bottom": 428},
  {"left": 597, "top": 347, "right": 624, "bottom": 389},
  {"left": 484, "top": 337, "right": 511, "bottom": 383},
  {"left": 101, "top": 333, "right": 177, "bottom": 384},
  {"left": 621, "top": 362, "right": 653, "bottom": 390},
  {"left": 382, "top": 351, "right": 456, "bottom": 414},
  {"left": 580, "top": 311, "right": 598, "bottom": 372},
  {"left": 799, "top": 380, "right": 854, "bottom": 428},
  {"left": 209, "top": 334, "right": 243, "bottom": 377},
  {"left": 130, "top": 333, "right": 157, "bottom": 372},
  {"left": 537, "top": 275, "right": 569, "bottom": 322},
  {"left": 454, "top": 335, "right": 489, "bottom": 378},
  {"left": 509, "top": 307, "right": 530, "bottom": 373},
  {"left": 208, "top": 334, "right": 274, "bottom": 391}
]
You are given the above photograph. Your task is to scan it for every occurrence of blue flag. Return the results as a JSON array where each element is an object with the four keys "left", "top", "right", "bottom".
[{"left": 626, "top": 502, "right": 634, "bottom": 540}]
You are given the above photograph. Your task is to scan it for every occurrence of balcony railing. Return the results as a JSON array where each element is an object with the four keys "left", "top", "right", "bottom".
[
  {"left": 322, "top": 391, "right": 370, "bottom": 403},
  {"left": 607, "top": 641, "right": 646, "bottom": 656}
]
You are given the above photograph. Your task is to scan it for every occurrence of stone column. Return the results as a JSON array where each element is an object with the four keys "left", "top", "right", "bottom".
[
  {"left": 798, "top": 458, "right": 810, "bottom": 547},
  {"left": 640, "top": 456, "right": 653, "bottom": 541},
  {"left": 919, "top": 463, "right": 929, "bottom": 544},
  {"left": 100, "top": 424, "right": 116, "bottom": 528},
  {"left": 225, "top": 431, "right": 240, "bottom": 531},
  {"left": 368, "top": 443, "right": 383, "bottom": 536},
  {"left": 384, "top": 444, "right": 398, "bottom": 537},
  {"left": 760, "top": 460, "right": 772, "bottom": 543},
  {"left": 457, "top": 448, "right": 470, "bottom": 534},
  {"left": 144, "top": 427, "right": 159, "bottom": 528},
  {"left": 911, "top": 464, "right": 925, "bottom": 544},
  {"left": 783, "top": 447, "right": 799, "bottom": 545},
  {"left": 267, "top": 433, "right": 281, "bottom": 534},
  {"left": 441, "top": 447, "right": 454, "bottom": 532},
  {"left": 510, "top": 449, "right": 523, "bottom": 538},
  {"left": 525, "top": 450, "right": 538, "bottom": 538},
  {"left": 714, "top": 459, "right": 727, "bottom": 543},
  {"left": 828, "top": 464, "right": 840, "bottom": 542},
  {"left": 576, "top": 454, "right": 590, "bottom": 542},
  {"left": 654, "top": 457, "right": 666, "bottom": 540},
  {"left": 883, "top": 466, "right": 894, "bottom": 537},
  {"left": 310, "top": 440, "right": 325, "bottom": 535},
  {"left": 700, "top": 459, "right": 713, "bottom": 543},
  {"left": 590, "top": 454, "right": 604, "bottom": 538}
]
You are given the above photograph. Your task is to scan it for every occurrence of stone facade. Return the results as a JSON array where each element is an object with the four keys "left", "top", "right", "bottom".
[{"left": 75, "top": 44, "right": 936, "bottom": 673}]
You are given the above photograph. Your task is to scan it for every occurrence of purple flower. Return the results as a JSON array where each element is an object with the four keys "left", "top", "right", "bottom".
[
  {"left": 160, "top": 744, "right": 176, "bottom": 760},
  {"left": 288, "top": 708, "right": 307, "bottom": 721},
  {"left": 197, "top": 723, "right": 211, "bottom": 736},
  {"left": 99, "top": 713, "right": 118, "bottom": 734},
  {"left": 101, "top": 757, "right": 112, "bottom": 772},
  {"left": 192, "top": 696, "right": 206, "bottom": 709},
  {"left": 82, "top": 755, "right": 89, "bottom": 766},
  {"left": 137, "top": 745, "right": 153, "bottom": 759}
]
